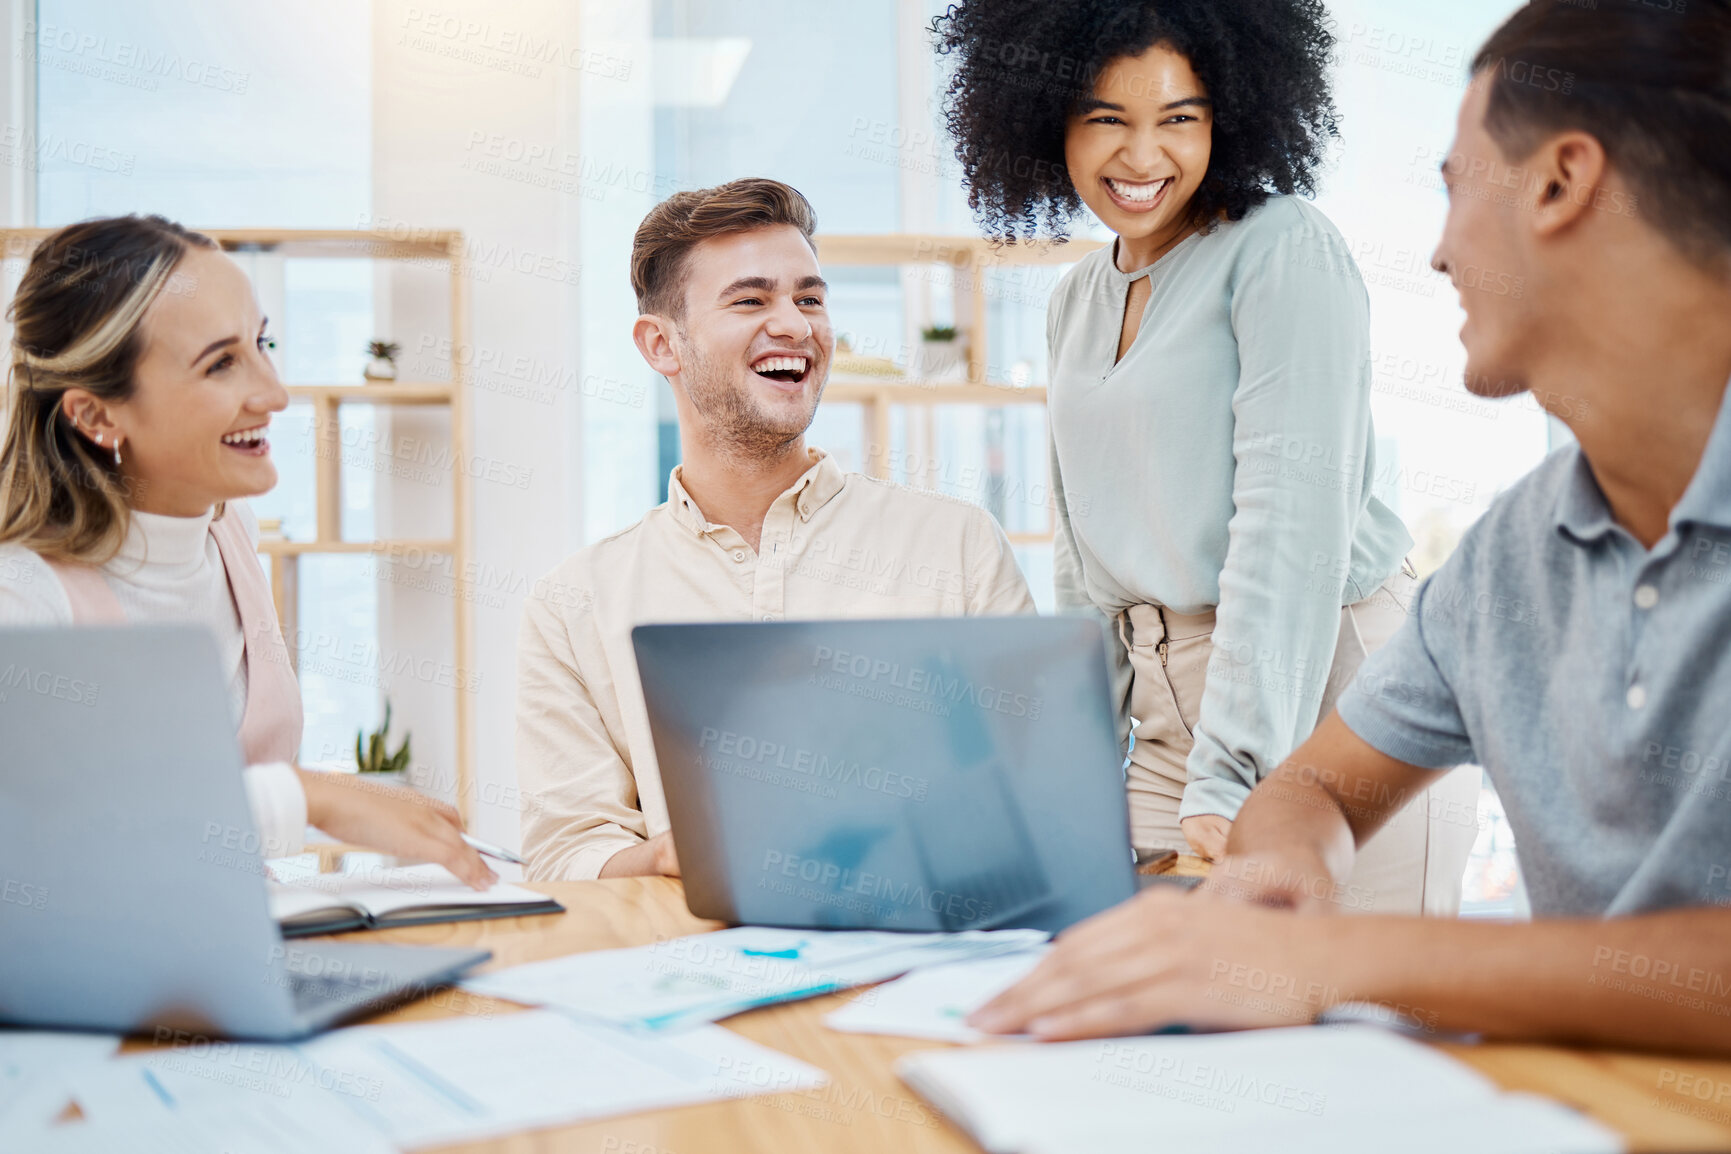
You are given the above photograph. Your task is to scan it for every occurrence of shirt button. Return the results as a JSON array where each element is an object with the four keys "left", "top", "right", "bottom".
[
  {"left": 732, "top": 550, "right": 746, "bottom": 563},
  {"left": 1634, "top": 585, "right": 1659, "bottom": 610},
  {"left": 1626, "top": 685, "right": 1648, "bottom": 710}
]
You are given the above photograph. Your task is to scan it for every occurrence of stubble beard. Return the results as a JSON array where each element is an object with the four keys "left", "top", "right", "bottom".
[{"left": 679, "top": 336, "right": 821, "bottom": 464}]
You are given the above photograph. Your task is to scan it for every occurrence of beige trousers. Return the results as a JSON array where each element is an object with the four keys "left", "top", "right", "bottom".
[{"left": 1121, "top": 570, "right": 1481, "bottom": 916}]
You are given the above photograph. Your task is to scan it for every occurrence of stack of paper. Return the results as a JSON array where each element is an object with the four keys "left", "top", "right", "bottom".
[
  {"left": 463, "top": 925, "right": 1049, "bottom": 1031},
  {"left": 827, "top": 947, "right": 1049, "bottom": 1042},
  {"left": 61, "top": 1009, "right": 827, "bottom": 1151},
  {"left": 897, "top": 1025, "right": 1623, "bottom": 1154}
]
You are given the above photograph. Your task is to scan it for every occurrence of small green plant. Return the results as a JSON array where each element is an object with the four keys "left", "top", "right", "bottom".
[
  {"left": 920, "top": 324, "right": 959, "bottom": 342},
  {"left": 366, "top": 340, "right": 401, "bottom": 362},
  {"left": 356, "top": 700, "right": 411, "bottom": 774}
]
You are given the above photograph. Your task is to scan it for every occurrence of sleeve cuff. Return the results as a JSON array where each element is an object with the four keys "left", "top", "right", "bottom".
[
  {"left": 242, "top": 762, "right": 307, "bottom": 858},
  {"left": 1179, "top": 775, "right": 1253, "bottom": 823},
  {"left": 1335, "top": 691, "right": 1474, "bottom": 770},
  {"left": 528, "top": 835, "right": 645, "bottom": 882}
]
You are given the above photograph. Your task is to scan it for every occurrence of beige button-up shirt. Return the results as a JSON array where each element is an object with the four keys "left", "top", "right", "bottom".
[{"left": 517, "top": 449, "right": 1037, "bottom": 880}]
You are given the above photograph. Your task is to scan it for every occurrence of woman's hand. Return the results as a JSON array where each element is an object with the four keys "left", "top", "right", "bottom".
[
  {"left": 1180, "top": 813, "right": 1232, "bottom": 860},
  {"left": 295, "top": 769, "right": 497, "bottom": 890}
]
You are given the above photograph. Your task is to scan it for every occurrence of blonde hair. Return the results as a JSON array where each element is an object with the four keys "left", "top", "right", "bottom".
[{"left": 0, "top": 215, "right": 216, "bottom": 562}]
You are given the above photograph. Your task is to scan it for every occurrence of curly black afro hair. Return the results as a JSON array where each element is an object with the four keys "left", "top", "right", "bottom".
[{"left": 931, "top": 0, "right": 1340, "bottom": 242}]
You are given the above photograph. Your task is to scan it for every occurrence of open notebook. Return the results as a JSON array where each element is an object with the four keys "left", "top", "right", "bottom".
[{"left": 267, "top": 862, "right": 565, "bottom": 937}]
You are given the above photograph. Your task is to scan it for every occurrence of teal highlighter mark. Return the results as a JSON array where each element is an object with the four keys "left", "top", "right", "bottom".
[
  {"left": 639, "top": 982, "right": 843, "bottom": 1031},
  {"left": 740, "top": 941, "right": 807, "bottom": 960}
]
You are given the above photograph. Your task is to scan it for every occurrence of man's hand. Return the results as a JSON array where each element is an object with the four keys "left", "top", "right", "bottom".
[
  {"left": 599, "top": 831, "right": 681, "bottom": 879},
  {"left": 295, "top": 770, "right": 497, "bottom": 891},
  {"left": 1180, "top": 814, "right": 1231, "bottom": 861},
  {"left": 967, "top": 887, "right": 1345, "bottom": 1040},
  {"left": 651, "top": 831, "right": 680, "bottom": 876}
]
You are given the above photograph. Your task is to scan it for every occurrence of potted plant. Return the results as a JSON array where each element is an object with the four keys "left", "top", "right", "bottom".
[
  {"left": 355, "top": 699, "right": 411, "bottom": 783},
  {"left": 363, "top": 340, "right": 401, "bottom": 382},
  {"left": 913, "top": 324, "right": 966, "bottom": 382}
]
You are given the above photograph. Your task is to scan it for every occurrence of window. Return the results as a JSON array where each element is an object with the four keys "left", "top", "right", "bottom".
[{"left": 34, "top": 0, "right": 379, "bottom": 768}]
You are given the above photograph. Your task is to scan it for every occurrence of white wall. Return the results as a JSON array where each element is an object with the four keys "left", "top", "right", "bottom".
[
  {"left": 0, "top": 0, "right": 36, "bottom": 354},
  {"left": 0, "top": 0, "right": 35, "bottom": 229},
  {"left": 370, "top": 0, "right": 656, "bottom": 848}
]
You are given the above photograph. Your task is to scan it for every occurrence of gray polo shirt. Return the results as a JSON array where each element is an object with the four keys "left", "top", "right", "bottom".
[{"left": 1337, "top": 384, "right": 1731, "bottom": 917}]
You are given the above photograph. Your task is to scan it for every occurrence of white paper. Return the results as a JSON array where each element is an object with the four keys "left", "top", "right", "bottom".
[
  {"left": 67, "top": 1040, "right": 349, "bottom": 1123},
  {"left": 65, "top": 1009, "right": 829, "bottom": 1150},
  {"left": 898, "top": 1025, "right": 1623, "bottom": 1154},
  {"left": 1022, "top": 1094, "right": 1622, "bottom": 1154},
  {"left": 462, "top": 925, "right": 1048, "bottom": 1031},
  {"left": 300, "top": 1009, "right": 828, "bottom": 1149},
  {"left": 827, "top": 947, "right": 1049, "bottom": 1042},
  {"left": 267, "top": 861, "right": 550, "bottom": 921},
  {"left": 25, "top": 1098, "right": 395, "bottom": 1154},
  {"left": 0, "top": 1031, "right": 120, "bottom": 1137}
]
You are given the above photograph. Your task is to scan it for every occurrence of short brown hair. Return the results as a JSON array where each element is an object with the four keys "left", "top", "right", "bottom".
[{"left": 630, "top": 178, "right": 818, "bottom": 318}]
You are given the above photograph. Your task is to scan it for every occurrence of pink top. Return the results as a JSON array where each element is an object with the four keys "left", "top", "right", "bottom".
[{"left": 48, "top": 509, "right": 304, "bottom": 766}]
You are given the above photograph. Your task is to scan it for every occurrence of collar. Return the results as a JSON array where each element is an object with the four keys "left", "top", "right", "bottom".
[
  {"left": 1556, "top": 375, "right": 1731, "bottom": 544},
  {"left": 1104, "top": 231, "right": 1204, "bottom": 285},
  {"left": 1553, "top": 448, "right": 1618, "bottom": 546},
  {"left": 1670, "top": 377, "right": 1731, "bottom": 532},
  {"left": 664, "top": 447, "right": 847, "bottom": 537},
  {"left": 113, "top": 506, "right": 217, "bottom": 573}
]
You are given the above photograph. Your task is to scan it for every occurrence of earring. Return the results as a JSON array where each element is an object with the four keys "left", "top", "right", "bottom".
[
  {"left": 113, "top": 438, "right": 122, "bottom": 467},
  {"left": 94, "top": 432, "right": 104, "bottom": 446}
]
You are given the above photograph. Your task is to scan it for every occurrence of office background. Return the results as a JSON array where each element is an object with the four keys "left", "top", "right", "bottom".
[{"left": 0, "top": 0, "right": 1537, "bottom": 911}]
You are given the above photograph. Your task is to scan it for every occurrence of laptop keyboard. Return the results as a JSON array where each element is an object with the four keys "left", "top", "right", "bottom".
[{"left": 287, "top": 969, "right": 396, "bottom": 1013}]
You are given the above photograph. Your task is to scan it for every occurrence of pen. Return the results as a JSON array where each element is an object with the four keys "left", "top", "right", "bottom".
[{"left": 461, "top": 833, "right": 526, "bottom": 865}]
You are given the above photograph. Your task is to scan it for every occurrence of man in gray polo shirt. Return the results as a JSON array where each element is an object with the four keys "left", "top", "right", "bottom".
[{"left": 972, "top": 0, "right": 1731, "bottom": 1055}]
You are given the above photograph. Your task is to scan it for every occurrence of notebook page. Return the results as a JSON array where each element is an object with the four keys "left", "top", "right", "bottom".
[{"left": 267, "top": 863, "right": 548, "bottom": 920}]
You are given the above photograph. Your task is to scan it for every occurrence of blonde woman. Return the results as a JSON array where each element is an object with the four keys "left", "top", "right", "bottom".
[{"left": 0, "top": 214, "right": 494, "bottom": 888}]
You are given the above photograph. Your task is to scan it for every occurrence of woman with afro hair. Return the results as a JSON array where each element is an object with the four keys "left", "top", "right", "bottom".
[{"left": 932, "top": 0, "right": 1480, "bottom": 915}]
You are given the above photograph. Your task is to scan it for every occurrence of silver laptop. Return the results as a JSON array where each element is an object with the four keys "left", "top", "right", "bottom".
[
  {"left": 633, "top": 616, "right": 1153, "bottom": 934},
  {"left": 0, "top": 626, "right": 489, "bottom": 1040}
]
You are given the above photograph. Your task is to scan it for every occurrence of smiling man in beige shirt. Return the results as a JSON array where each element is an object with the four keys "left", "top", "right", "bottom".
[{"left": 517, "top": 179, "right": 1035, "bottom": 881}]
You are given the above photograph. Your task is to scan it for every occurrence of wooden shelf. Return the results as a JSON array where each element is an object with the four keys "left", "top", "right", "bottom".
[
  {"left": 811, "top": 236, "right": 1071, "bottom": 551},
  {"left": 285, "top": 383, "right": 453, "bottom": 405},
  {"left": 210, "top": 228, "right": 461, "bottom": 260},
  {"left": 0, "top": 228, "right": 460, "bottom": 261},
  {"left": 825, "top": 380, "right": 1047, "bottom": 406},
  {"left": 257, "top": 539, "right": 455, "bottom": 557},
  {"left": 817, "top": 233, "right": 1106, "bottom": 267}
]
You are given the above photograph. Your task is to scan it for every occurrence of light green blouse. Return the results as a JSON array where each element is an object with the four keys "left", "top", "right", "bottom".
[{"left": 1046, "top": 195, "right": 1413, "bottom": 821}]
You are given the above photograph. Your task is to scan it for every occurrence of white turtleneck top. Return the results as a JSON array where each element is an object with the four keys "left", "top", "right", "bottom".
[{"left": 0, "top": 501, "right": 307, "bottom": 856}]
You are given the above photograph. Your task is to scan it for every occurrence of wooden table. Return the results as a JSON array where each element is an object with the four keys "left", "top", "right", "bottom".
[{"left": 277, "top": 865, "right": 1731, "bottom": 1154}]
